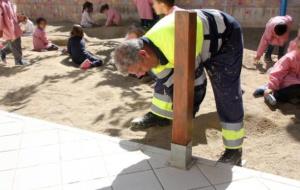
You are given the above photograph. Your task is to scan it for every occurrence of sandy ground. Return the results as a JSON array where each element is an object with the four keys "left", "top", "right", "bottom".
[{"left": 0, "top": 23, "right": 299, "bottom": 180}]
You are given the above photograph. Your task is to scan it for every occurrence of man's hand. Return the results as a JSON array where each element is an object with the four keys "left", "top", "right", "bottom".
[
  {"left": 264, "top": 88, "right": 273, "bottom": 97},
  {"left": 254, "top": 56, "right": 260, "bottom": 64}
]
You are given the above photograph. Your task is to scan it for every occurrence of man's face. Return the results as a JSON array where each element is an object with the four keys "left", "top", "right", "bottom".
[
  {"left": 127, "top": 49, "right": 158, "bottom": 77},
  {"left": 152, "top": 0, "right": 164, "bottom": 15}
]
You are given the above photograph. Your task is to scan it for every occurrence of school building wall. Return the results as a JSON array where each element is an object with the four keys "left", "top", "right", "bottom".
[{"left": 14, "top": 0, "right": 300, "bottom": 29}]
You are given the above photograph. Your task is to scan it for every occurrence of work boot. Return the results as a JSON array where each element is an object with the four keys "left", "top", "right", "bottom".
[
  {"left": 218, "top": 149, "right": 242, "bottom": 166},
  {"left": 131, "top": 112, "right": 171, "bottom": 130}
]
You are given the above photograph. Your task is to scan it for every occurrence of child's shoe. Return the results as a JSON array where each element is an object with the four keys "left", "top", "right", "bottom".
[
  {"left": 264, "top": 56, "right": 275, "bottom": 65},
  {"left": 253, "top": 85, "right": 267, "bottom": 97},
  {"left": 80, "top": 59, "right": 92, "bottom": 70},
  {"left": 264, "top": 94, "right": 277, "bottom": 106},
  {"left": 15, "top": 59, "right": 28, "bottom": 66},
  {"left": 0, "top": 50, "right": 7, "bottom": 64}
]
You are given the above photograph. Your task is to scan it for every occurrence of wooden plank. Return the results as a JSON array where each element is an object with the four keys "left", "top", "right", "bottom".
[{"left": 172, "top": 11, "right": 197, "bottom": 146}]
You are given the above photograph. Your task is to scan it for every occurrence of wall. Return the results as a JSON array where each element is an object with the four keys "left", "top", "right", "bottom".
[{"left": 14, "top": 0, "right": 300, "bottom": 28}]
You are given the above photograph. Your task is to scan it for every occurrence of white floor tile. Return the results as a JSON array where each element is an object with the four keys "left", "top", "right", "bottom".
[
  {"left": 98, "top": 140, "right": 141, "bottom": 155},
  {"left": 215, "top": 178, "right": 268, "bottom": 190},
  {"left": 62, "top": 157, "right": 107, "bottom": 184},
  {"left": 38, "top": 186, "right": 62, "bottom": 190},
  {"left": 0, "top": 111, "right": 299, "bottom": 190},
  {"left": 112, "top": 170, "right": 163, "bottom": 190},
  {"left": 155, "top": 166, "right": 210, "bottom": 190},
  {"left": 196, "top": 187, "right": 215, "bottom": 190},
  {"left": 141, "top": 145, "right": 170, "bottom": 157},
  {"left": 260, "top": 179, "right": 300, "bottom": 190},
  {"left": 0, "top": 135, "right": 21, "bottom": 152},
  {"left": 60, "top": 140, "right": 102, "bottom": 161},
  {"left": 22, "top": 120, "right": 57, "bottom": 133},
  {"left": 0, "top": 170, "right": 14, "bottom": 190},
  {"left": 14, "top": 163, "right": 61, "bottom": 190},
  {"left": 21, "top": 130, "right": 59, "bottom": 148},
  {"left": 260, "top": 172, "right": 300, "bottom": 188},
  {"left": 144, "top": 150, "right": 169, "bottom": 169},
  {"left": 63, "top": 178, "right": 113, "bottom": 190},
  {"left": 0, "top": 114, "right": 18, "bottom": 124},
  {"left": 103, "top": 151, "right": 151, "bottom": 176},
  {"left": 85, "top": 178, "right": 113, "bottom": 190},
  {"left": 196, "top": 157, "right": 217, "bottom": 167},
  {"left": 0, "top": 122, "right": 23, "bottom": 136},
  {"left": 58, "top": 130, "right": 88, "bottom": 143},
  {"left": 0, "top": 150, "right": 18, "bottom": 170},
  {"left": 197, "top": 163, "right": 257, "bottom": 185},
  {"left": 18, "top": 144, "right": 60, "bottom": 167}
]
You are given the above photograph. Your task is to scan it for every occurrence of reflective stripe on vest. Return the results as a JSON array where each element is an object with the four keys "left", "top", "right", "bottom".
[
  {"left": 151, "top": 93, "right": 173, "bottom": 119},
  {"left": 195, "top": 9, "right": 227, "bottom": 62}
]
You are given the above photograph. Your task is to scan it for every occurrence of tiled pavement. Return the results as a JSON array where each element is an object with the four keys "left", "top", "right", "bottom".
[{"left": 0, "top": 110, "right": 299, "bottom": 190}]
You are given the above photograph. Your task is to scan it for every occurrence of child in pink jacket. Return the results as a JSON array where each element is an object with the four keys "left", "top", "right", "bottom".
[
  {"left": 254, "top": 36, "right": 300, "bottom": 106},
  {"left": 255, "top": 15, "right": 293, "bottom": 64},
  {"left": 133, "top": 0, "right": 155, "bottom": 29},
  {"left": 33, "top": 17, "right": 58, "bottom": 51},
  {"left": 0, "top": 0, "right": 27, "bottom": 65},
  {"left": 100, "top": 4, "right": 121, "bottom": 27}
]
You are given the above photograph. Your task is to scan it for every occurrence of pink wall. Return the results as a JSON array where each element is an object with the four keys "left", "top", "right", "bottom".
[{"left": 14, "top": 0, "right": 300, "bottom": 28}]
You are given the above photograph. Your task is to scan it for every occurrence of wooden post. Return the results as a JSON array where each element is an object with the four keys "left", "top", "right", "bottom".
[{"left": 170, "top": 11, "right": 197, "bottom": 169}]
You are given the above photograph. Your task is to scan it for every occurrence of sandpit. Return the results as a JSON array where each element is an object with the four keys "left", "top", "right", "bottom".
[{"left": 0, "top": 23, "right": 299, "bottom": 180}]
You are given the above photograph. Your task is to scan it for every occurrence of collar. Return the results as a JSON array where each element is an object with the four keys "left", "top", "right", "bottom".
[{"left": 141, "top": 37, "right": 169, "bottom": 65}]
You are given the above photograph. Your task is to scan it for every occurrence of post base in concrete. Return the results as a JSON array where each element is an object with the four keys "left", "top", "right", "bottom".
[{"left": 169, "top": 141, "right": 195, "bottom": 170}]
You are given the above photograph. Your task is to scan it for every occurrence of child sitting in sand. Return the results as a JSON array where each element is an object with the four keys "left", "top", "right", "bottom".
[
  {"left": 67, "top": 25, "right": 102, "bottom": 70},
  {"left": 125, "top": 25, "right": 145, "bottom": 40},
  {"left": 100, "top": 4, "right": 121, "bottom": 27},
  {"left": 253, "top": 32, "right": 300, "bottom": 106},
  {"left": 18, "top": 14, "right": 34, "bottom": 36},
  {"left": 255, "top": 15, "right": 293, "bottom": 64},
  {"left": 33, "top": 17, "right": 59, "bottom": 51},
  {"left": 81, "top": 1, "right": 97, "bottom": 28}
]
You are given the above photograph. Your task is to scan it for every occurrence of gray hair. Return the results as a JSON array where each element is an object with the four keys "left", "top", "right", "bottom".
[{"left": 112, "top": 39, "right": 144, "bottom": 74}]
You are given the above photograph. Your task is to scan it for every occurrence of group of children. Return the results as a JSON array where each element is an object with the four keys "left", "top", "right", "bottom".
[
  {"left": 0, "top": 0, "right": 103, "bottom": 70},
  {"left": 0, "top": 0, "right": 299, "bottom": 107},
  {"left": 254, "top": 15, "right": 300, "bottom": 107},
  {"left": 81, "top": 1, "right": 122, "bottom": 28}
]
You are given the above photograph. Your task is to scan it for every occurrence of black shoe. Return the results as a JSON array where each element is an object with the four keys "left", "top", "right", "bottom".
[
  {"left": 131, "top": 112, "right": 171, "bottom": 130},
  {"left": 264, "top": 56, "right": 275, "bottom": 65},
  {"left": 218, "top": 149, "right": 242, "bottom": 166},
  {"left": 15, "top": 60, "right": 28, "bottom": 66},
  {"left": 0, "top": 50, "right": 7, "bottom": 64}
]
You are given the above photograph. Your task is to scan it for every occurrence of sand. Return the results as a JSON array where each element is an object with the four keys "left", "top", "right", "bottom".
[{"left": 0, "top": 23, "right": 299, "bottom": 180}]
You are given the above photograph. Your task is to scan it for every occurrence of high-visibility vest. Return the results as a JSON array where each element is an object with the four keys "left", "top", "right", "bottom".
[{"left": 144, "top": 12, "right": 204, "bottom": 78}]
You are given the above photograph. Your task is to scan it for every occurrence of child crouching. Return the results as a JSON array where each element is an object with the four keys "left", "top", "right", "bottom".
[
  {"left": 67, "top": 25, "right": 102, "bottom": 70},
  {"left": 254, "top": 34, "right": 300, "bottom": 106}
]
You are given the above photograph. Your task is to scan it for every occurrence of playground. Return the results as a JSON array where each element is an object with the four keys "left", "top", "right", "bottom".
[
  {"left": 0, "top": 0, "right": 300, "bottom": 189},
  {"left": 0, "top": 23, "right": 299, "bottom": 180}
]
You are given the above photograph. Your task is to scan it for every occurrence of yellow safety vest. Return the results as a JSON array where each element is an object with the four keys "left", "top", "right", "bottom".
[{"left": 144, "top": 12, "right": 204, "bottom": 76}]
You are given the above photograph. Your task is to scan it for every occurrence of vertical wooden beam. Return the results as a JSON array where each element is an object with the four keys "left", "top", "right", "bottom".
[{"left": 170, "top": 11, "right": 196, "bottom": 169}]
